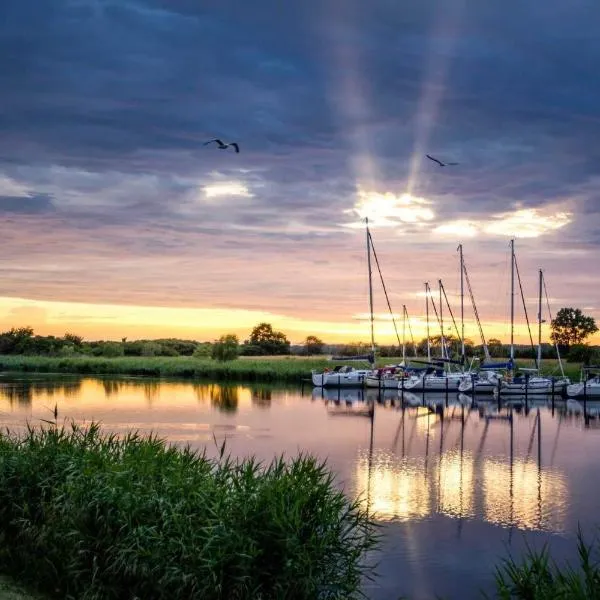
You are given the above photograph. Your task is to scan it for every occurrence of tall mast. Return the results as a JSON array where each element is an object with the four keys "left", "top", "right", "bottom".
[
  {"left": 510, "top": 238, "right": 515, "bottom": 363},
  {"left": 366, "top": 218, "right": 375, "bottom": 368},
  {"left": 537, "top": 268, "right": 543, "bottom": 371},
  {"left": 439, "top": 279, "right": 445, "bottom": 360},
  {"left": 458, "top": 244, "right": 465, "bottom": 362},
  {"left": 402, "top": 304, "right": 407, "bottom": 364},
  {"left": 425, "top": 282, "right": 431, "bottom": 362}
]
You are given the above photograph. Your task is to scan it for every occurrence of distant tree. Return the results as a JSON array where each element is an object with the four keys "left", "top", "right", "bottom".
[
  {"left": 211, "top": 334, "right": 239, "bottom": 362},
  {"left": 63, "top": 332, "right": 83, "bottom": 347},
  {"left": 487, "top": 338, "right": 504, "bottom": 358},
  {"left": 193, "top": 342, "right": 213, "bottom": 358},
  {"left": 248, "top": 323, "right": 290, "bottom": 355},
  {"left": 100, "top": 342, "right": 125, "bottom": 358},
  {"left": 550, "top": 308, "right": 598, "bottom": 350},
  {"left": 304, "top": 335, "right": 324, "bottom": 355},
  {"left": 567, "top": 344, "right": 600, "bottom": 365},
  {"left": 141, "top": 342, "right": 163, "bottom": 357}
]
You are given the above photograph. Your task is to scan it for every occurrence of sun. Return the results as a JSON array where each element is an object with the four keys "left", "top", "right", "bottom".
[{"left": 345, "top": 187, "right": 435, "bottom": 228}]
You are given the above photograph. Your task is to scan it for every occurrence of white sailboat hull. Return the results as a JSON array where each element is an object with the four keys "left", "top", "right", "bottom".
[
  {"left": 365, "top": 376, "right": 405, "bottom": 389},
  {"left": 311, "top": 370, "right": 370, "bottom": 387},
  {"left": 566, "top": 381, "right": 600, "bottom": 398},
  {"left": 499, "top": 377, "right": 568, "bottom": 395},
  {"left": 402, "top": 374, "right": 470, "bottom": 392},
  {"left": 458, "top": 372, "right": 503, "bottom": 394}
]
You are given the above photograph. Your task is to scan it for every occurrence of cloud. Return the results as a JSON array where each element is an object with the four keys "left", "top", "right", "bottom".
[
  {"left": 345, "top": 188, "right": 435, "bottom": 228},
  {"left": 203, "top": 182, "right": 253, "bottom": 199},
  {"left": 0, "top": 0, "right": 599, "bottom": 341},
  {"left": 434, "top": 208, "right": 573, "bottom": 239},
  {"left": 484, "top": 208, "right": 572, "bottom": 238}
]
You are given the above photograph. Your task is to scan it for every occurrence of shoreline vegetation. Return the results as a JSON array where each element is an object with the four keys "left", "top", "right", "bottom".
[
  {"left": 0, "top": 423, "right": 599, "bottom": 599},
  {"left": 0, "top": 354, "right": 584, "bottom": 383},
  {"left": 0, "top": 423, "right": 377, "bottom": 600}
]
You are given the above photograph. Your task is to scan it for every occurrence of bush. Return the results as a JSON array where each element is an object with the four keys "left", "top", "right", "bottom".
[
  {"left": 0, "top": 424, "right": 377, "bottom": 600},
  {"left": 96, "top": 342, "right": 124, "bottom": 358},
  {"left": 567, "top": 344, "right": 599, "bottom": 365},
  {"left": 211, "top": 334, "right": 239, "bottom": 362}
]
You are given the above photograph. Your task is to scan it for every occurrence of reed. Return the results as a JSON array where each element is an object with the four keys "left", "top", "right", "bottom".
[
  {"left": 492, "top": 530, "right": 600, "bottom": 599},
  {"left": 0, "top": 423, "right": 377, "bottom": 599},
  {"left": 0, "top": 355, "right": 583, "bottom": 383}
]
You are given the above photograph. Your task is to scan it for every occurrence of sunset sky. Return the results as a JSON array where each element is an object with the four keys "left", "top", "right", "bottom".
[{"left": 1, "top": 0, "right": 599, "bottom": 345}]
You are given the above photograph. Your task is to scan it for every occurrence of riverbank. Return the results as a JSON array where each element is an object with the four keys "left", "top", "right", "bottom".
[
  {"left": 0, "top": 423, "right": 376, "bottom": 599},
  {"left": 0, "top": 355, "right": 582, "bottom": 383}
]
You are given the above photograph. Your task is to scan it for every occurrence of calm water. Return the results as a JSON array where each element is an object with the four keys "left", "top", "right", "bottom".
[{"left": 1, "top": 374, "right": 600, "bottom": 599}]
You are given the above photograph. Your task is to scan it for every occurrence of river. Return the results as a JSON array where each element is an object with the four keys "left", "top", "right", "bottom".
[{"left": 1, "top": 373, "right": 598, "bottom": 599}]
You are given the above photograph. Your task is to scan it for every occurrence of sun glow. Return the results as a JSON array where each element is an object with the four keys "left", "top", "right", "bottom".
[
  {"left": 346, "top": 188, "right": 435, "bottom": 228},
  {"left": 484, "top": 208, "right": 571, "bottom": 238},
  {"left": 434, "top": 220, "right": 479, "bottom": 238},
  {"left": 203, "top": 182, "right": 252, "bottom": 198}
]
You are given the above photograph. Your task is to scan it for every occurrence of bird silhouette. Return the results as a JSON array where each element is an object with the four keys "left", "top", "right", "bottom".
[
  {"left": 426, "top": 154, "right": 458, "bottom": 167},
  {"left": 204, "top": 138, "right": 240, "bottom": 153}
]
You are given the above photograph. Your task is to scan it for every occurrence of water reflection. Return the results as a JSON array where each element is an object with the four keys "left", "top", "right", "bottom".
[
  {"left": 0, "top": 377, "right": 82, "bottom": 408},
  {"left": 0, "top": 377, "right": 589, "bottom": 537},
  {"left": 355, "top": 401, "right": 569, "bottom": 532}
]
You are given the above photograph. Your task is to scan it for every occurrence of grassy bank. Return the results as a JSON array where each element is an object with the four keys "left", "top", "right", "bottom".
[
  {"left": 0, "top": 423, "right": 377, "bottom": 599},
  {"left": 0, "top": 355, "right": 583, "bottom": 383}
]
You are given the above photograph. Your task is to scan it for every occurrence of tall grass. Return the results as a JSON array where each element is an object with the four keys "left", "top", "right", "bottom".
[
  {"left": 492, "top": 530, "right": 600, "bottom": 599},
  {"left": 0, "top": 423, "right": 377, "bottom": 599},
  {"left": 0, "top": 355, "right": 332, "bottom": 383},
  {"left": 0, "top": 355, "right": 582, "bottom": 383}
]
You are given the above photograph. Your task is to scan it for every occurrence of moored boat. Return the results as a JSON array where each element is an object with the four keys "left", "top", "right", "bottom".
[{"left": 311, "top": 365, "right": 371, "bottom": 387}]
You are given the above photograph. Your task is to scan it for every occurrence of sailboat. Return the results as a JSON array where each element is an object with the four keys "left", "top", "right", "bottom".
[
  {"left": 567, "top": 366, "right": 600, "bottom": 398},
  {"left": 458, "top": 244, "right": 509, "bottom": 394},
  {"left": 499, "top": 250, "right": 569, "bottom": 396},
  {"left": 365, "top": 305, "right": 413, "bottom": 388},
  {"left": 311, "top": 219, "right": 376, "bottom": 387},
  {"left": 401, "top": 275, "right": 471, "bottom": 392}
]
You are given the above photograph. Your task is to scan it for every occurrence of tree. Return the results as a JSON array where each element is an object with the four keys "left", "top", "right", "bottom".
[
  {"left": 550, "top": 307, "right": 598, "bottom": 349},
  {"left": 248, "top": 323, "right": 290, "bottom": 355},
  {"left": 63, "top": 332, "right": 83, "bottom": 347},
  {"left": 487, "top": 338, "right": 504, "bottom": 358},
  {"left": 304, "top": 335, "right": 324, "bottom": 355},
  {"left": 211, "top": 334, "right": 239, "bottom": 362}
]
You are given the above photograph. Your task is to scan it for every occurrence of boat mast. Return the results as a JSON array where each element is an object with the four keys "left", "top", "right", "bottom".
[
  {"left": 402, "top": 304, "right": 407, "bottom": 364},
  {"left": 458, "top": 244, "right": 465, "bottom": 363},
  {"left": 510, "top": 238, "right": 515, "bottom": 365},
  {"left": 439, "top": 279, "right": 445, "bottom": 361},
  {"left": 366, "top": 218, "right": 375, "bottom": 368},
  {"left": 537, "top": 268, "right": 543, "bottom": 372},
  {"left": 425, "top": 282, "right": 431, "bottom": 362}
]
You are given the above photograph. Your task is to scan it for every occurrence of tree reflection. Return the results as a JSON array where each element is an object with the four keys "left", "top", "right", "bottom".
[
  {"left": 210, "top": 385, "right": 239, "bottom": 413},
  {"left": 0, "top": 379, "right": 82, "bottom": 408},
  {"left": 252, "top": 388, "right": 272, "bottom": 409}
]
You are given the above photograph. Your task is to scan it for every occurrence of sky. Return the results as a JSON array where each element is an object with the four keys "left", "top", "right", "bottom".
[{"left": 0, "top": 0, "right": 599, "bottom": 345}]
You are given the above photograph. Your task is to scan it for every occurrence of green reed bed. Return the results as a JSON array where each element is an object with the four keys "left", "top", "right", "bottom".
[
  {"left": 0, "top": 355, "right": 333, "bottom": 383},
  {"left": 0, "top": 355, "right": 582, "bottom": 384},
  {"left": 0, "top": 423, "right": 377, "bottom": 600}
]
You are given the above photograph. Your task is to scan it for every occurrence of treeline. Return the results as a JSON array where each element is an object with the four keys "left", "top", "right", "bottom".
[
  {"left": 0, "top": 327, "right": 199, "bottom": 358},
  {"left": 1, "top": 325, "right": 598, "bottom": 364}
]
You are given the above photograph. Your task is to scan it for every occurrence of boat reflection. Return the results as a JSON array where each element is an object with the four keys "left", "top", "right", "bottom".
[{"left": 355, "top": 402, "right": 568, "bottom": 532}]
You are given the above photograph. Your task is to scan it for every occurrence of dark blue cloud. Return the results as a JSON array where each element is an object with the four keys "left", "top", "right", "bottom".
[
  {"left": 0, "top": 0, "right": 599, "bottom": 316},
  {"left": 0, "top": 193, "right": 54, "bottom": 214}
]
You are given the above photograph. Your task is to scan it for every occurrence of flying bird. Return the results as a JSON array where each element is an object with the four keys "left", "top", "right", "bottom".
[
  {"left": 426, "top": 154, "right": 458, "bottom": 167},
  {"left": 204, "top": 138, "right": 240, "bottom": 153}
]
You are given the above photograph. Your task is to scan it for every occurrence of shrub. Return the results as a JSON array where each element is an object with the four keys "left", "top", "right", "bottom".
[
  {"left": 0, "top": 423, "right": 377, "bottom": 600},
  {"left": 211, "top": 334, "right": 239, "bottom": 362}
]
